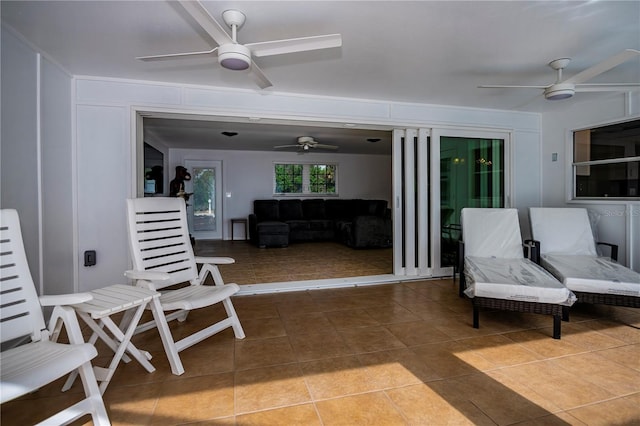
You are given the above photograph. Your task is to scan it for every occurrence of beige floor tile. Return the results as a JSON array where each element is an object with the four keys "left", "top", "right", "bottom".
[
  {"left": 460, "top": 334, "right": 542, "bottom": 368},
  {"left": 281, "top": 311, "right": 334, "bottom": 335},
  {"left": 410, "top": 340, "right": 494, "bottom": 377},
  {"left": 300, "top": 355, "right": 381, "bottom": 400},
  {"left": 498, "top": 360, "right": 616, "bottom": 410},
  {"left": 385, "top": 320, "right": 454, "bottom": 346},
  {"left": 504, "top": 328, "right": 587, "bottom": 359},
  {"left": 235, "top": 403, "right": 322, "bottom": 425},
  {"left": 235, "top": 364, "right": 311, "bottom": 414},
  {"left": 103, "top": 382, "right": 162, "bottom": 425},
  {"left": 240, "top": 317, "right": 287, "bottom": 340},
  {"left": 288, "top": 330, "right": 354, "bottom": 361},
  {"left": 327, "top": 308, "right": 380, "bottom": 329},
  {"left": 581, "top": 318, "right": 640, "bottom": 344},
  {"left": 338, "top": 325, "right": 407, "bottom": 353},
  {"left": 234, "top": 336, "right": 297, "bottom": 370},
  {"left": 596, "top": 343, "right": 640, "bottom": 371},
  {"left": 357, "top": 348, "right": 441, "bottom": 387},
  {"left": 386, "top": 383, "right": 495, "bottom": 425},
  {"left": 560, "top": 321, "right": 627, "bottom": 351},
  {"left": 363, "top": 303, "right": 423, "bottom": 324},
  {"left": 150, "top": 373, "right": 235, "bottom": 425},
  {"left": 568, "top": 393, "right": 640, "bottom": 425},
  {"left": 315, "top": 392, "right": 406, "bottom": 425}
]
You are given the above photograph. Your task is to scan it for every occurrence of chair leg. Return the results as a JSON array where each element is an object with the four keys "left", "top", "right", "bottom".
[
  {"left": 552, "top": 315, "right": 561, "bottom": 339},
  {"left": 148, "top": 296, "right": 185, "bottom": 376},
  {"left": 77, "top": 361, "right": 111, "bottom": 426},
  {"left": 562, "top": 306, "right": 570, "bottom": 322},
  {"left": 222, "top": 298, "right": 245, "bottom": 339},
  {"left": 472, "top": 304, "right": 479, "bottom": 329}
]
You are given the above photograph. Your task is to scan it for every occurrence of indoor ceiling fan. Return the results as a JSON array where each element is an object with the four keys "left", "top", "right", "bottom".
[
  {"left": 479, "top": 49, "right": 640, "bottom": 100},
  {"left": 136, "top": 0, "right": 342, "bottom": 89},
  {"left": 274, "top": 136, "right": 338, "bottom": 152}
]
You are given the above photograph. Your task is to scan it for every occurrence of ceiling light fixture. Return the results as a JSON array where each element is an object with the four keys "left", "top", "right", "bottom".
[
  {"left": 221, "top": 131, "right": 238, "bottom": 137},
  {"left": 367, "top": 138, "right": 381, "bottom": 143}
]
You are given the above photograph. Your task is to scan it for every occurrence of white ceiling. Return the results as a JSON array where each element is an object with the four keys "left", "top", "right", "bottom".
[{"left": 3, "top": 0, "right": 639, "bottom": 152}]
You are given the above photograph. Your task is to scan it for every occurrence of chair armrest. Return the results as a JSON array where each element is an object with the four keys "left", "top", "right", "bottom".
[
  {"left": 596, "top": 242, "right": 618, "bottom": 261},
  {"left": 124, "top": 270, "right": 171, "bottom": 281},
  {"left": 39, "top": 293, "right": 93, "bottom": 307},
  {"left": 195, "top": 256, "right": 235, "bottom": 265},
  {"left": 523, "top": 239, "right": 541, "bottom": 264}
]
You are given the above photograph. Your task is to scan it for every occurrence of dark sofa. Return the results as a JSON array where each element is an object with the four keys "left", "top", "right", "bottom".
[{"left": 249, "top": 199, "right": 392, "bottom": 249}]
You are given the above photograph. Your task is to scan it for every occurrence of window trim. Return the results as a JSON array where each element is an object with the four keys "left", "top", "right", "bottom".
[
  {"left": 273, "top": 161, "right": 339, "bottom": 197},
  {"left": 569, "top": 116, "right": 640, "bottom": 202}
]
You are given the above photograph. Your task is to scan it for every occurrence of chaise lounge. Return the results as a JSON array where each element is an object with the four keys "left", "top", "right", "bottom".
[
  {"left": 458, "top": 208, "right": 576, "bottom": 339},
  {"left": 529, "top": 207, "right": 640, "bottom": 314}
]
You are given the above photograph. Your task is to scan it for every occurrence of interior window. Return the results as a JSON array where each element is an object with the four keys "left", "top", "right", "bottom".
[
  {"left": 274, "top": 163, "right": 337, "bottom": 195},
  {"left": 573, "top": 119, "right": 640, "bottom": 199}
]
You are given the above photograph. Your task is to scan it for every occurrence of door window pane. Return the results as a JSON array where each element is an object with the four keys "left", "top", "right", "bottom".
[
  {"left": 440, "top": 136, "right": 504, "bottom": 267},
  {"left": 192, "top": 167, "right": 216, "bottom": 232}
]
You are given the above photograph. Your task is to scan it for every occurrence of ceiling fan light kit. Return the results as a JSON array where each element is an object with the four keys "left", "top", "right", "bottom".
[
  {"left": 544, "top": 83, "right": 575, "bottom": 100},
  {"left": 218, "top": 44, "right": 251, "bottom": 70}
]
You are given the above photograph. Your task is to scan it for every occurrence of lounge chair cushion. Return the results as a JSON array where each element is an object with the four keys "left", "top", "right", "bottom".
[
  {"left": 541, "top": 254, "right": 640, "bottom": 296},
  {"left": 464, "top": 256, "right": 577, "bottom": 305}
]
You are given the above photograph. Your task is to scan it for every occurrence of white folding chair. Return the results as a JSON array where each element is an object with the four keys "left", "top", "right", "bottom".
[
  {"left": 0, "top": 209, "right": 110, "bottom": 425},
  {"left": 125, "top": 197, "right": 245, "bottom": 376}
]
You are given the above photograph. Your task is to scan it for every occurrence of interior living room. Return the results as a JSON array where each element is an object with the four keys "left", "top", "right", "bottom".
[{"left": 2, "top": 1, "right": 639, "bottom": 425}]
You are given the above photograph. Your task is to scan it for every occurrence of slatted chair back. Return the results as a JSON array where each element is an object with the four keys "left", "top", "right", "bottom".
[
  {"left": 0, "top": 209, "right": 47, "bottom": 344},
  {"left": 126, "top": 197, "right": 199, "bottom": 289}
]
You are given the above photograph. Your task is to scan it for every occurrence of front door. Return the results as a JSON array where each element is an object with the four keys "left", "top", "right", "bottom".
[{"left": 184, "top": 160, "right": 223, "bottom": 240}]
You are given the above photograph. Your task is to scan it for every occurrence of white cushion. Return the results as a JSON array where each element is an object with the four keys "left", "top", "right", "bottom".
[
  {"left": 529, "top": 207, "right": 597, "bottom": 255},
  {"left": 461, "top": 208, "right": 524, "bottom": 259},
  {"left": 464, "top": 257, "right": 576, "bottom": 305},
  {"left": 541, "top": 254, "right": 640, "bottom": 296}
]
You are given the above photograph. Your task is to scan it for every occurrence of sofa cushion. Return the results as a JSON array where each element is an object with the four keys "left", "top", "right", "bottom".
[
  {"left": 279, "top": 199, "right": 304, "bottom": 221},
  {"left": 325, "top": 199, "right": 358, "bottom": 221},
  {"left": 302, "top": 199, "right": 326, "bottom": 220},
  {"left": 256, "top": 221, "right": 289, "bottom": 234},
  {"left": 254, "top": 200, "right": 280, "bottom": 222}
]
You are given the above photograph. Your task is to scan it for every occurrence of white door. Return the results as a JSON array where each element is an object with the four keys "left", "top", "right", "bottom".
[{"left": 184, "top": 160, "right": 223, "bottom": 240}]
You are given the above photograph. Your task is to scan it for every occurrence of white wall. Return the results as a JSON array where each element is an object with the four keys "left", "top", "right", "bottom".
[
  {"left": 1, "top": 27, "right": 74, "bottom": 295},
  {"left": 170, "top": 148, "right": 392, "bottom": 239},
  {"left": 541, "top": 92, "right": 640, "bottom": 271}
]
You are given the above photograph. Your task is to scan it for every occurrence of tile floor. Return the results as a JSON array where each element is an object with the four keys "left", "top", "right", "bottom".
[
  {"left": 195, "top": 240, "right": 393, "bottom": 284},
  {"left": 2, "top": 279, "right": 639, "bottom": 425}
]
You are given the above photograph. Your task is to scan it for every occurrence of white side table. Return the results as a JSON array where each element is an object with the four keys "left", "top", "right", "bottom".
[{"left": 62, "top": 284, "right": 161, "bottom": 394}]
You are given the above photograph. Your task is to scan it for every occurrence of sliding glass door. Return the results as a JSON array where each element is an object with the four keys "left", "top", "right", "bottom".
[
  {"left": 184, "top": 160, "right": 223, "bottom": 240},
  {"left": 432, "top": 130, "right": 510, "bottom": 274}
]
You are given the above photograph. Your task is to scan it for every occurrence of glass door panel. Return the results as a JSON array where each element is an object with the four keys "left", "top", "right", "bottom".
[
  {"left": 439, "top": 136, "right": 505, "bottom": 267},
  {"left": 184, "top": 160, "right": 222, "bottom": 240}
]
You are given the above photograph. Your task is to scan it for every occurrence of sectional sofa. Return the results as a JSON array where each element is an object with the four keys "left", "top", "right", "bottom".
[{"left": 248, "top": 199, "right": 392, "bottom": 249}]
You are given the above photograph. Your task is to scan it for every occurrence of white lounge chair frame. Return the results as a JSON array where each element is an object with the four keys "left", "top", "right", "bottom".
[
  {"left": 125, "top": 197, "right": 245, "bottom": 376},
  {"left": 0, "top": 209, "right": 110, "bottom": 425},
  {"left": 458, "top": 208, "right": 576, "bottom": 339}
]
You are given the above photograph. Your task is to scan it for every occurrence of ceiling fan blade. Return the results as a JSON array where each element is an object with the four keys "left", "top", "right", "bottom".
[
  {"left": 273, "top": 144, "right": 300, "bottom": 149},
  {"left": 574, "top": 83, "right": 640, "bottom": 92},
  {"left": 137, "top": 47, "right": 218, "bottom": 61},
  {"left": 564, "top": 49, "right": 640, "bottom": 85},
  {"left": 478, "top": 85, "right": 548, "bottom": 89},
  {"left": 248, "top": 63, "right": 273, "bottom": 89},
  {"left": 178, "top": 0, "right": 233, "bottom": 46},
  {"left": 315, "top": 144, "right": 339, "bottom": 150},
  {"left": 247, "top": 34, "right": 342, "bottom": 57}
]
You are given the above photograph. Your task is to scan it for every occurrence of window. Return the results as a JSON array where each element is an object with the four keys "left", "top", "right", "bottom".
[
  {"left": 573, "top": 119, "right": 640, "bottom": 199},
  {"left": 274, "top": 163, "right": 337, "bottom": 195}
]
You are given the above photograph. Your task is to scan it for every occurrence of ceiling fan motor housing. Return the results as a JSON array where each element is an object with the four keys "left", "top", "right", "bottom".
[{"left": 218, "top": 44, "right": 251, "bottom": 70}]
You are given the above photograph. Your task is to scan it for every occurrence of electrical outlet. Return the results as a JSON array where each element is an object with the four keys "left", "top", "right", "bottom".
[{"left": 84, "top": 250, "right": 96, "bottom": 267}]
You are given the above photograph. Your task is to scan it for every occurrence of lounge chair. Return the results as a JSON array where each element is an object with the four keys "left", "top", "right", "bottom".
[
  {"left": 529, "top": 207, "right": 640, "bottom": 314},
  {"left": 458, "top": 208, "right": 576, "bottom": 339}
]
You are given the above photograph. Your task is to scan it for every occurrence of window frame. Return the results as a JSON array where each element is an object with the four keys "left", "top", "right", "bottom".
[
  {"left": 570, "top": 117, "right": 640, "bottom": 201},
  {"left": 273, "top": 161, "right": 339, "bottom": 197}
]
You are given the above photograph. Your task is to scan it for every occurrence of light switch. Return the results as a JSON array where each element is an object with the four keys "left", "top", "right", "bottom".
[{"left": 552, "top": 153, "right": 558, "bottom": 162}]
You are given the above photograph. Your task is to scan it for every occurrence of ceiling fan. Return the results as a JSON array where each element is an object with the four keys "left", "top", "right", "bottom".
[
  {"left": 274, "top": 136, "right": 338, "bottom": 152},
  {"left": 479, "top": 49, "right": 640, "bottom": 100},
  {"left": 136, "top": 1, "right": 342, "bottom": 89}
]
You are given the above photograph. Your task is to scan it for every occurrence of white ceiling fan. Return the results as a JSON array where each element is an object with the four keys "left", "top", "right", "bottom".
[
  {"left": 479, "top": 49, "right": 640, "bottom": 100},
  {"left": 274, "top": 136, "right": 338, "bottom": 152},
  {"left": 136, "top": 1, "right": 342, "bottom": 89}
]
